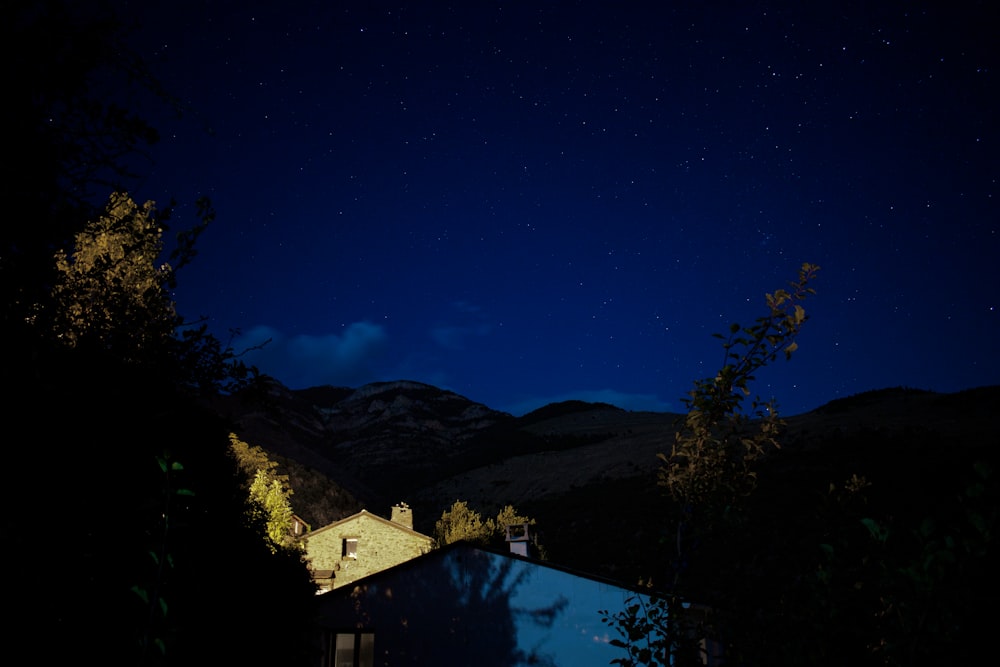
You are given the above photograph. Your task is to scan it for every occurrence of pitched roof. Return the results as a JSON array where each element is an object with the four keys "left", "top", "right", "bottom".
[
  {"left": 305, "top": 508, "right": 433, "bottom": 542},
  {"left": 317, "top": 540, "right": 665, "bottom": 598}
]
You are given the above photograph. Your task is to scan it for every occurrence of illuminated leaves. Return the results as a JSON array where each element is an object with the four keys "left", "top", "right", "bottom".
[
  {"left": 230, "top": 434, "right": 300, "bottom": 553},
  {"left": 434, "top": 500, "right": 538, "bottom": 549},
  {"left": 435, "top": 500, "right": 494, "bottom": 546},
  {"left": 249, "top": 469, "right": 297, "bottom": 552},
  {"left": 659, "top": 263, "right": 819, "bottom": 511},
  {"left": 49, "top": 191, "right": 177, "bottom": 358}
]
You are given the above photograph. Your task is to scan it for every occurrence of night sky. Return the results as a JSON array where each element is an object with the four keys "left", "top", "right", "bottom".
[{"left": 119, "top": 1, "right": 997, "bottom": 416}]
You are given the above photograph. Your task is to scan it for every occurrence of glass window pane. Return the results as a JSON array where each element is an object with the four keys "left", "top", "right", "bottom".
[
  {"left": 334, "top": 633, "right": 354, "bottom": 667},
  {"left": 359, "top": 633, "right": 374, "bottom": 667}
]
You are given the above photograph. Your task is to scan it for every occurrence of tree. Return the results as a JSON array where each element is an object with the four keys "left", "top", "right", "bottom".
[
  {"left": 660, "top": 263, "right": 819, "bottom": 516},
  {"left": 6, "top": 4, "right": 317, "bottom": 662},
  {"left": 230, "top": 434, "right": 302, "bottom": 553},
  {"left": 605, "top": 263, "right": 820, "bottom": 666},
  {"left": 435, "top": 500, "right": 540, "bottom": 552},
  {"left": 47, "top": 191, "right": 176, "bottom": 357},
  {"left": 249, "top": 470, "right": 298, "bottom": 551},
  {"left": 37, "top": 189, "right": 258, "bottom": 395},
  {"left": 436, "top": 500, "right": 494, "bottom": 546}
]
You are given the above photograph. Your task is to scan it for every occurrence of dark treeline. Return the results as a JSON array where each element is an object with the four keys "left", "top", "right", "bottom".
[{"left": 5, "top": 2, "right": 316, "bottom": 664}]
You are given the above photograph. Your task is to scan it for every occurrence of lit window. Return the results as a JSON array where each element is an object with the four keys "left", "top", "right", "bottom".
[
  {"left": 342, "top": 537, "right": 358, "bottom": 559},
  {"left": 332, "top": 631, "right": 373, "bottom": 667}
]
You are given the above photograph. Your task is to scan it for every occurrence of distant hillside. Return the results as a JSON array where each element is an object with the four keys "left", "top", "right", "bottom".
[
  {"left": 217, "top": 381, "right": 1000, "bottom": 582},
  {"left": 519, "top": 399, "right": 625, "bottom": 424},
  {"left": 215, "top": 379, "right": 513, "bottom": 526}
]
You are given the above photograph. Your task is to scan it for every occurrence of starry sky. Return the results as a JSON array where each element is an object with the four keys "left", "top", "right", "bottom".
[{"left": 118, "top": 1, "right": 997, "bottom": 416}]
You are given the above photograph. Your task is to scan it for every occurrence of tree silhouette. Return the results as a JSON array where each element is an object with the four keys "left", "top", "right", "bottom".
[
  {"left": 5, "top": 3, "right": 317, "bottom": 664},
  {"left": 605, "top": 263, "right": 820, "bottom": 666}
]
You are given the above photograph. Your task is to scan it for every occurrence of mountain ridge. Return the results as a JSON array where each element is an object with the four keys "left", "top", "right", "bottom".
[{"left": 217, "top": 380, "right": 1000, "bottom": 580}]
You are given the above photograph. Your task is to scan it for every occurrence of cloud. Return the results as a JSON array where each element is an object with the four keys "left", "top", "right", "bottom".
[
  {"left": 501, "top": 389, "right": 674, "bottom": 416},
  {"left": 429, "top": 300, "right": 494, "bottom": 350},
  {"left": 429, "top": 322, "right": 494, "bottom": 350},
  {"left": 232, "top": 321, "right": 389, "bottom": 388}
]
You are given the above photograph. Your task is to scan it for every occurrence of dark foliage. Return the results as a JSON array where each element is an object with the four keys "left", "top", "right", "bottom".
[
  {"left": 8, "top": 331, "right": 318, "bottom": 664},
  {"left": 3, "top": 2, "right": 319, "bottom": 663},
  {"left": 642, "top": 397, "right": 1000, "bottom": 666}
]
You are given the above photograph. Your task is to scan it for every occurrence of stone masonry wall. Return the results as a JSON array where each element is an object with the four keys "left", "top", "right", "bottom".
[{"left": 306, "top": 512, "right": 433, "bottom": 589}]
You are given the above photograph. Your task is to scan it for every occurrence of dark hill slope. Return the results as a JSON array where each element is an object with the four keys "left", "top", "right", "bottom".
[{"left": 221, "top": 382, "right": 999, "bottom": 582}]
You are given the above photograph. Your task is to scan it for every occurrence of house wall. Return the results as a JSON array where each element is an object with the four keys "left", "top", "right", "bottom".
[
  {"left": 313, "top": 545, "right": 680, "bottom": 667},
  {"left": 306, "top": 513, "right": 432, "bottom": 589}
]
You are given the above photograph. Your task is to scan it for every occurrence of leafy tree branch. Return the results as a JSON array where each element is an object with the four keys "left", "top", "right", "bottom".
[{"left": 605, "top": 262, "right": 820, "bottom": 666}]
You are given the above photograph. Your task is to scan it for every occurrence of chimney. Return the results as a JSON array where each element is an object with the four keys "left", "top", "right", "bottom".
[
  {"left": 391, "top": 502, "right": 413, "bottom": 529},
  {"left": 505, "top": 522, "right": 531, "bottom": 557}
]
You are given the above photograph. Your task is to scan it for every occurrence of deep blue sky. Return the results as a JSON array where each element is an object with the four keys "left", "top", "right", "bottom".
[{"left": 119, "top": 1, "right": 997, "bottom": 416}]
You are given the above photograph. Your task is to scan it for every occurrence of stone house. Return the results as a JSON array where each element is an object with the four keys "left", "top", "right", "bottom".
[{"left": 304, "top": 503, "right": 433, "bottom": 592}]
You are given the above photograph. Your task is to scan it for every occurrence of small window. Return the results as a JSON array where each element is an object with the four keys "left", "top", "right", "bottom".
[
  {"left": 342, "top": 537, "right": 358, "bottom": 559},
  {"left": 331, "top": 631, "right": 374, "bottom": 667}
]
